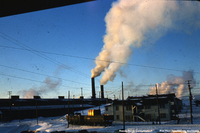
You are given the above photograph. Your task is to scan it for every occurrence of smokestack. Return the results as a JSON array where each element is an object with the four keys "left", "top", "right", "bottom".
[
  {"left": 34, "top": 96, "right": 41, "bottom": 99},
  {"left": 91, "top": 0, "right": 200, "bottom": 85},
  {"left": 58, "top": 96, "right": 64, "bottom": 99},
  {"left": 101, "top": 85, "right": 104, "bottom": 99},
  {"left": 91, "top": 78, "right": 96, "bottom": 98},
  {"left": 11, "top": 95, "right": 19, "bottom": 99}
]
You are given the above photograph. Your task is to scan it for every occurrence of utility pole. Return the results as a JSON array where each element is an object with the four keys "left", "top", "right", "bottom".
[
  {"left": 122, "top": 82, "right": 125, "bottom": 130},
  {"left": 35, "top": 99, "right": 38, "bottom": 125},
  {"left": 8, "top": 91, "right": 12, "bottom": 99},
  {"left": 8, "top": 91, "right": 12, "bottom": 121},
  {"left": 18, "top": 100, "right": 20, "bottom": 123},
  {"left": 99, "top": 91, "right": 101, "bottom": 111},
  {"left": 187, "top": 80, "right": 193, "bottom": 124},
  {"left": 67, "top": 91, "right": 70, "bottom": 128},
  {"left": 128, "top": 92, "right": 129, "bottom": 98},
  {"left": 73, "top": 95, "right": 75, "bottom": 115},
  {"left": 81, "top": 88, "right": 83, "bottom": 112},
  {"left": 155, "top": 84, "right": 161, "bottom": 124},
  {"left": 81, "top": 87, "right": 83, "bottom": 96}
]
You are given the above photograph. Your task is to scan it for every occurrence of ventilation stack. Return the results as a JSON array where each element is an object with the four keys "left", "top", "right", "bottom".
[
  {"left": 101, "top": 85, "right": 104, "bottom": 99},
  {"left": 91, "top": 77, "right": 96, "bottom": 98}
]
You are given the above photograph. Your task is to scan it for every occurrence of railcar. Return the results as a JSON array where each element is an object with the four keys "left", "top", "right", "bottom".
[{"left": 67, "top": 109, "right": 114, "bottom": 126}]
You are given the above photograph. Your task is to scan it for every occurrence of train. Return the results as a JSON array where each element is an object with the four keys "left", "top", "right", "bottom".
[{"left": 67, "top": 109, "right": 114, "bottom": 126}]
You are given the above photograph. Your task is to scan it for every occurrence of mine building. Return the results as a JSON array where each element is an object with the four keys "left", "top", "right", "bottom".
[
  {"left": 105, "top": 93, "right": 182, "bottom": 122},
  {"left": 0, "top": 95, "right": 111, "bottom": 121}
]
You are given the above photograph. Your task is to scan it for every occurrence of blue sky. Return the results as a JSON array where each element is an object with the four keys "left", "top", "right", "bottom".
[{"left": 0, "top": 0, "right": 200, "bottom": 99}]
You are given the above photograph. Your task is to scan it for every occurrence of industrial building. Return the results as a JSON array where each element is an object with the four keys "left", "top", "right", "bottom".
[
  {"left": 105, "top": 93, "right": 182, "bottom": 122},
  {"left": 0, "top": 95, "right": 110, "bottom": 121}
]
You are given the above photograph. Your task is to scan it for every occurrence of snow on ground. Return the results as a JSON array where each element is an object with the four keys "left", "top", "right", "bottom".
[{"left": 0, "top": 103, "right": 200, "bottom": 133}]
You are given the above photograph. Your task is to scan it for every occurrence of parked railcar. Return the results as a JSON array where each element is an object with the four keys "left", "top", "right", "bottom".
[{"left": 67, "top": 109, "right": 114, "bottom": 126}]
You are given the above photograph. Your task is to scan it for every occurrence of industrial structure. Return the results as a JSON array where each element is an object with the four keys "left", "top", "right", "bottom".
[
  {"left": 0, "top": 95, "right": 110, "bottom": 121},
  {"left": 0, "top": 77, "right": 109, "bottom": 122},
  {"left": 105, "top": 93, "right": 182, "bottom": 122}
]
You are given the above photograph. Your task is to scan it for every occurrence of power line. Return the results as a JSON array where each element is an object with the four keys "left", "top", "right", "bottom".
[
  {"left": 106, "top": 82, "right": 199, "bottom": 96},
  {"left": 1, "top": 44, "right": 200, "bottom": 74},
  {"left": 0, "top": 64, "right": 111, "bottom": 91},
  {"left": 0, "top": 33, "right": 91, "bottom": 79},
  {"left": 0, "top": 73, "right": 91, "bottom": 90},
  {"left": 0, "top": 64, "right": 90, "bottom": 86},
  {"left": 0, "top": 45, "right": 94, "bottom": 61}
]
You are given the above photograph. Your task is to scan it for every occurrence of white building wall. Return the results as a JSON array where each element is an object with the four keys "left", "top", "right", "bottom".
[
  {"left": 144, "top": 103, "right": 171, "bottom": 121},
  {"left": 106, "top": 104, "right": 133, "bottom": 121},
  {"left": 105, "top": 105, "right": 113, "bottom": 115},
  {"left": 105, "top": 102, "right": 173, "bottom": 122}
]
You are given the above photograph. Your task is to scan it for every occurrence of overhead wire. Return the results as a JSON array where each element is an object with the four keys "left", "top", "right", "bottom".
[
  {"left": 0, "top": 32, "right": 199, "bottom": 97},
  {"left": 0, "top": 62, "right": 198, "bottom": 96},
  {"left": 0, "top": 32, "right": 92, "bottom": 79},
  {"left": 105, "top": 82, "right": 199, "bottom": 96},
  {"left": 1, "top": 44, "right": 200, "bottom": 75},
  {"left": 0, "top": 73, "right": 91, "bottom": 90},
  {"left": 0, "top": 64, "right": 90, "bottom": 86}
]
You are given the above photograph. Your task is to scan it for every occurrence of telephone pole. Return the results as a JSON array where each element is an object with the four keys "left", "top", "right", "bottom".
[
  {"left": 8, "top": 91, "right": 12, "bottom": 121},
  {"left": 67, "top": 91, "right": 70, "bottom": 128},
  {"left": 8, "top": 91, "right": 12, "bottom": 99},
  {"left": 122, "top": 82, "right": 125, "bottom": 130},
  {"left": 187, "top": 80, "right": 193, "bottom": 124},
  {"left": 155, "top": 84, "right": 161, "bottom": 124},
  {"left": 35, "top": 99, "right": 38, "bottom": 125}
]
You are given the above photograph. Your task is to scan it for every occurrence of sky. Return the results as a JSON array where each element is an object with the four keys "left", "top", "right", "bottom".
[{"left": 0, "top": 0, "right": 200, "bottom": 99}]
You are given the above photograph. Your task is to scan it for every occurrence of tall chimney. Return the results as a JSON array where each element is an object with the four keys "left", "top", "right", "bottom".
[
  {"left": 101, "top": 85, "right": 104, "bottom": 99},
  {"left": 91, "top": 78, "right": 96, "bottom": 98}
]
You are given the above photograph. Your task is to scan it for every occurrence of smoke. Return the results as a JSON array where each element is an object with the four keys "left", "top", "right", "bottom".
[
  {"left": 124, "top": 81, "right": 137, "bottom": 92},
  {"left": 149, "top": 70, "right": 196, "bottom": 98},
  {"left": 19, "top": 77, "right": 62, "bottom": 98},
  {"left": 119, "top": 69, "right": 127, "bottom": 78},
  {"left": 91, "top": 0, "right": 200, "bottom": 85}
]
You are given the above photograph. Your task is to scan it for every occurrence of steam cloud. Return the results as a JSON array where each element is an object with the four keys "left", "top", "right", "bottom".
[
  {"left": 149, "top": 71, "right": 195, "bottom": 98},
  {"left": 91, "top": 0, "right": 200, "bottom": 85},
  {"left": 19, "top": 77, "right": 62, "bottom": 98}
]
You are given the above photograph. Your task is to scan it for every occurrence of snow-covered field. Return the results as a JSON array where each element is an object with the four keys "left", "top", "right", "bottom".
[{"left": 0, "top": 101, "right": 200, "bottom": 133}]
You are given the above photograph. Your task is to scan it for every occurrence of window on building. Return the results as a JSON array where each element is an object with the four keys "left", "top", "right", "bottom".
[
  {"left": 146, "top": 114, "right": 155, "bottom": 121},
  {"left": 116, "top": 106, "right": 119, "bottom": 111},
  {"left": 145, "top": 105, "right": 151, "bottom": 109},
  {"left": 105, "top": 106, "right": 108, "bottom": 111},
  {"left": 125, "top": 115, "right": 132, "bottom": 121},
  {"left": 116, "top": 115, "right": 119, "bottom": 120},
  {"left": 160, "top": 113, "right": 166, "bottom": 118},
  {"left": 146, "top": 114, "right": 151, "bottom": 120},
  {"left": 151, "top": 114, "right": 155, "bottom": 120},
  {"left": 160, "top": 104, "right": 165, "bottom": 108},
  {"left": 126, "top": 105, "right": 131, "bottom": 110}
]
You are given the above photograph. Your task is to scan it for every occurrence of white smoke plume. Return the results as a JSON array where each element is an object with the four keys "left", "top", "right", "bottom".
[
  {"left": 19, "top": 77, "right": 62, "bottom": 98},
  {"left": 91, "top": 0, "right": 200, "bottom": 85},
  {"left": 149, "top": 71, "right": 196, "bottom": 98}
]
